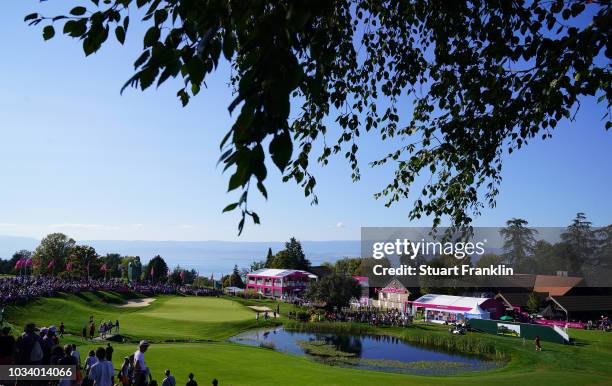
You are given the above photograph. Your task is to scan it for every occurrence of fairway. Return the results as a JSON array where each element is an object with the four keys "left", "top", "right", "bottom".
[
  {"left": 138, "top": 296, "right": 253, "bottom": 322},
  {"left": 5, "top": 293, "right": 265, "bottom": 341},
  {"left": 6, "top": 293, "right": 612, "bottom": 386}
]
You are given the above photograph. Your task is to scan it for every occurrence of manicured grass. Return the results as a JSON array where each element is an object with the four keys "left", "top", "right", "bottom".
[
  {"left": 6, "top": 293, "right": 612, "bottom": 385},
  {"left": 5, "top": 293, "right": 277, "bottom": 341}
]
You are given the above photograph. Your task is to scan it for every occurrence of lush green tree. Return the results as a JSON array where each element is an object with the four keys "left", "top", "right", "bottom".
[
  {"left": 228, "top": 264, "right": 245, "bottom": 288},
  {"left": 561, "top": 212, "right": 597, "bottom": 274},
  {"left": 250, "top": 260, "right": 266, "bottom": 272},
  {"left": 331, "top": 258, "right": 363, "bottom": 276},
  {"left": 7, "top": 250, "right": 33, "bottom": 275},
  {"left": 67, "top": 245, "right": 100, "bottom": 279},
  {"left": 101, "top": 253, "right": 123, "bottom": 278},
  {"left": 526, "top": 292, "right": 541, "bottom": 314},
  {"left": 266, "top": 238, "right": 310, "bottom": 270},
  {"left": 25, "top": 1, "right": 610, "bottom": 234},
  {"left": 168, "top": 265, "right": 197, "bottom": 284},
  {"left": 143, "top": 255, "right": 169, "bottom": 283},
  {"left": 306, "top": 273, "right": 361, "bottom": 310},
  {"left": 192, "top": 276, "right": 212, "bottom": 288},
  {"left": 500, "top": 218, "right": 538, "bottom": 271},
  {"left": 32, "top": 233, "right": 75, "bottom": 276}
]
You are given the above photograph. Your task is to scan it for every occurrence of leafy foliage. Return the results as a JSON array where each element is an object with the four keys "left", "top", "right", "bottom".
[
  {"left": 32, "top": 233, "right": 76, "bottom": 275},
  {"left": 26, "top": 1, "right": 611, "bottom": 233},
  {"left": 500, "top": 218, "right": 538, "bottom": 271},
  {"left": 265, "top": 237, "right": 311, "bottom": 270},
  {"left": 306, "top": 272, "right": 362, "bottom": 310},
  {"left": 143, "top": 254, "right": 169, "bottom": 282}
]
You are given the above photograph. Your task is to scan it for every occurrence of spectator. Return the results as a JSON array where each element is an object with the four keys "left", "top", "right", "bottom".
[
  {"left": 133, "top": 340, "right": 150, "bottom": 386},
  {"left": 59, "top": 322, "right": 65, "bottom": 337},
  {"left": 0, "top": 327, "right": 15, "bottom": 365},
  {"left": 88, "top": 347, "right": 114, "bottom": 386},
  {"left": 58, "top": 344, "right": 78, "bottom": 386},
  {"left": 71, "top": 343, "right": 81, "bottom": 367},
  {"left": 211, "top": 379, "right": 218, "bottom": 386},
  {"left": 105, "top": 343, "right": 114, "bottom": 361},
  {"left": 119, "top": 356, "right": 131, "bottom": 386},
  {"left": 15, "top": 323, "right": 43, "bottom": 365},
  {"left": 85, "top": 350, "right": 98, "bottom": 376},
  {"left": 162, "top": 369, "right": 176, "bottom": 386},
  {"left": 186, "top": 373, "right": 197, "bottom": 386}
]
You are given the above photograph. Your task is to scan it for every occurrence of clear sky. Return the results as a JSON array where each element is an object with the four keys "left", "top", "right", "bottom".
[{"left": 1, "top": 2, "right": 610, "bottom": 242}]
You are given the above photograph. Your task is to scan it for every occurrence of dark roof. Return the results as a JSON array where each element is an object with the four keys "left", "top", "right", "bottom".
[
  {"left": 496, "top": 292, "right": 547, "bottom": 307},
  {"left": 551, "top": 296, "right": 612, "bottom": 312},
  {"left": 309, "top": 265, "right": 333, "bottom": 278}
]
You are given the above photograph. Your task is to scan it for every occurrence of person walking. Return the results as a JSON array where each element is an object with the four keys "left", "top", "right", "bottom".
[
  {"left": 105, "top": 343, "right": 114, "bottom": 362},
  {"left": 162, "top": 369, "right": 176, "bottom": 386},
  {"left": 133, "top": 340, "right": 150, "bottom": 386},
  {"left": 58, "top": 344, "right": 78, "bottom": 386},
  {"left": 85, "top": 350, "right": 98, "bottom": 376},
  {"left": 0, "top": 327, "right": 15, "bottom": 365},
  {"left": 88, "top": 347, "right": 114, "bottom": 386},
  {"left": 89, "top": 323, "right": 95, "bottom": 340},
  {"left": 535, "top": 336, "right": 542, "bottom": 351},
  {"left": 82, "top": 325, "right": 88, "bottom": 342},
  {"left": 59, "top": 322, "right": 65, "bottom": 337}
]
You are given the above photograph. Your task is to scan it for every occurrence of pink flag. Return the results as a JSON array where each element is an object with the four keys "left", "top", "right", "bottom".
[
  {"left": 66, "top": 262, "right": 72, "bottom": 271},
  {"left": 15, "top": 259, "right": 23, "bottom": 270},
  {"left": 100, "top": 264, "right": 108, "bottom": 272},
  {"left": 47, "top": 260, "right": 55, "bottom": 270},
  {"left": 26, "top": 258, "right": 33, "bottom": 266},
  {"left": 150, "top": 267, "right": 155, "bottom": 277},
  {"left": 179, "top": 270, "right": 185, "bottom": 281}
]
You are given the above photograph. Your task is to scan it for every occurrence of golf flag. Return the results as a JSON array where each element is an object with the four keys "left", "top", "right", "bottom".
[
  {"left": 66, "top": 262, "right": 72, "bottom": 271},
  {"left": 100, "top": 264, "right": 108, "bottom": 272},
  {"left": 179, "top": 270, "right": 185, "bottom": 280},
  {"left": 47, "top": 260, "right": 55, "bottom": 270},
  {"left": 150, "top": 266, "right": 155, "bottom": 277},
  {"left": 15, "top": 259, "right": 23, "bottom": 270},
  {"left": 25, "top": 258, "right": 33, "bottom": 266}
]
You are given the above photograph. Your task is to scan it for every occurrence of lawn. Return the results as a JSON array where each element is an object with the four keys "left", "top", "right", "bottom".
[{"left": 5, "top": 293, "right": 612, "bottom": 386}]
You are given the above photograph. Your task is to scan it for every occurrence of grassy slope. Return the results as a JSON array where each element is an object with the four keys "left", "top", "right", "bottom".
[
  {"left": 5, "top": 292, "right": 612, "bottom": 386},
  {"left": 5, "top": 293, "right": 275, "bottom": 341}
]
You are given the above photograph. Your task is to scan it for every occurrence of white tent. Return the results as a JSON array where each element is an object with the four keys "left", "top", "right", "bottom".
[{"left": 465, "top": 305, "right": 491, "bottom": 320}]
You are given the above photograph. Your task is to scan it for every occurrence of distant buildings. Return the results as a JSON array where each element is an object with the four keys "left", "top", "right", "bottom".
[
  {"left": 370, "top": 278, "right": 410, "bottom": 311},
  {"left": 246, "top": 268, "right": 317, "bottom": 299}
]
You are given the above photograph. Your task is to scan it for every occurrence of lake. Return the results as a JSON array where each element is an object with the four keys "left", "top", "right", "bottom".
[{"left": 229, "top": 327, "right": 500, "bottom": 375}]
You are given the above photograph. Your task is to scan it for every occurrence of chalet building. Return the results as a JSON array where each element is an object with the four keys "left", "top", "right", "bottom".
[
  {"left": 246, "top": 268, "right": 317, "bottom": 299},
  {"left": 371, "top": 278, "right": 410, "bottom": 311}
]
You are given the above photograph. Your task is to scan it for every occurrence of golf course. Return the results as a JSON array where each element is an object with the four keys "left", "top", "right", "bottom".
[{"left": 5, "top": 292, "right": 612, "bottom": 386}]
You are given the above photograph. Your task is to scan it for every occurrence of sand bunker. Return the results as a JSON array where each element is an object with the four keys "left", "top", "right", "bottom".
[{"left": 118, "top": 298, "right": 156, "bottom": 308}]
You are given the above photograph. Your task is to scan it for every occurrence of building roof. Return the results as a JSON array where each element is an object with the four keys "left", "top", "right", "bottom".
[
  {"left": 410, "top": 294, "right": 493, "bottom": 312},
  {"left": 534, "top": 275, "right": 583, "bottom": 296},
  {"left": 309, "top": 265, "right": 333, "bottom": 278},
  {"left": 550, "top": 296, "right": 612, "bottom": 312},
  {"left": 248, "top": 268, "right": 317, "bottom": 279},
  {"left": 496, "top": 292, "right": 547, "bottom": 308}
]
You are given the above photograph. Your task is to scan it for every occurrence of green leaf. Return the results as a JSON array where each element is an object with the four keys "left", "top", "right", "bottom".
[
  {"left": 24, "top": 13, "right": 38, "bottom": 22},
  {"left": 115, "top": 26, "right": 126, "bottom": 44},
  {"left": 143, "top": 27, "right": 160, "bottom": 48},
  {"left": 70, "top": 6, "right": 87, "bottom": 16},
  {"left": 222, "top": 203, "right": 239, "bottom": 213},
  {"left": 269, "top": 130, "right": 293, "bottom": 172},
  {"left": 222, "top": 31, "right": 235, "bottom": 61},
  {"left": 43, "top": 25, "right": 55, "bottom": 40}
]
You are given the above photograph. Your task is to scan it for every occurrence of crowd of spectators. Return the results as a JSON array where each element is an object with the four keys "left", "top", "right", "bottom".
[
  {"left": 324, "top": 307, "right": 412, "bottom": 327},
  {"left": 0, "top": 323, "right": 220, "bottom": 386},
  {"left": 0, "top": 276, "right": 220, "bottom": 305}
]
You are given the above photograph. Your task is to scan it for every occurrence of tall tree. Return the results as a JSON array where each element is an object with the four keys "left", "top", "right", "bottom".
[
  {"left": 229, "top": 264, "right": 245, "bottom": 288},
  {"left": 266, "top": 238, "right": 311, "bottom": 270},
  {"left": 264, "top": 247, "right": 274, "bottom": 268},
  {"left": 144, "top": 255, "right": 169, "bottom": 283},
  {"left": 561, "top": 213, "right": 597, "bottom": 274},
  {"left": 25, "top": 1, "right": 611, "bottom": 234},
  {"left": 32, "top": 233, "right": 75, "bottom": 276},
  {"left": 500, "top": 218, "right": 538, "bottom": 271},
  {"left": 102, "top": 253, "right": 123, "bottom": 278},
  {"left": 306, "top": 273, "right": 361, "bottom": 310},
  {"left": 68, "top": 245, "right": 100, "bottom": 279}
]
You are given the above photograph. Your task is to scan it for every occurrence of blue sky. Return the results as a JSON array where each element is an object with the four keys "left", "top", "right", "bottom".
[{"left": 0, "top": 2, "right": 610, "bottom": 242}]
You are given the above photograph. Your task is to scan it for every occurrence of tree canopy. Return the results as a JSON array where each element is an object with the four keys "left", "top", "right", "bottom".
[
  {"left": 265, "top": 237, "right": 311, "bottom": 270},
  {"left": 306, "top": 272, "right": 362, "bottom": 310},
  {"left": 24, "top": 1, "right": 611, "bottom": 233}
]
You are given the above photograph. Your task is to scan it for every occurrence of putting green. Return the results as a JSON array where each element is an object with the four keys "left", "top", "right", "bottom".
[{"left": 138, "top": 296, "right": 253, "bottom": 322}]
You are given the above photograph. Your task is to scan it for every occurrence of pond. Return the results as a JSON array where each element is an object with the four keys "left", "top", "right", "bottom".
[{"left": 229, "top": 327, "right": 500, "bottom": 375}]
